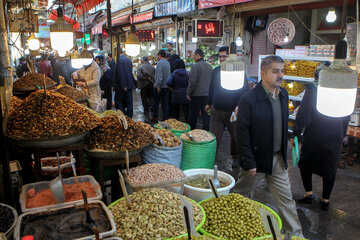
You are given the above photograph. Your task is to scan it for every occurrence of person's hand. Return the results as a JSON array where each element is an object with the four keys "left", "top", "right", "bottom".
[
  {"left": 187, "top": 95, "right": 191, "bottom": 101},
  {"left": 248, "top": 168, "right": 257, "bottom": 176},
  {"left": 101, "top": 90, "right": 105, "bottom": 95},
  {"left": 75, "top": 81, "right": 85, "bottom": 87},
  {"left": 157, "top": 87, "right": 161, "bottom": 94},
  {"left": 205, "top": 105, "right": 211, "bottom": 112},
  {"left": 234, "top": 106, "right": 239, "bottom": 116},
  {"left": 124, "top": 87, "right": 128, "bottom": 91},
  {"left": 290, "top": 138, "right": 295, "bottom": 147}
]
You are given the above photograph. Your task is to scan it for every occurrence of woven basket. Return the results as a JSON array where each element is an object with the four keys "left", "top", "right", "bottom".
[
  {"left": 154, "top": 123, "right": 191, "bottom": 137},
  {"left": 180, "top": 132, "right": 217, "bottom": 170}
]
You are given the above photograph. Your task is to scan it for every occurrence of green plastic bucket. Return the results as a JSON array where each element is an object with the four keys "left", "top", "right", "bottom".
[
  {"left": 198, "top": 197, "right": 283, "bottom": 240},
  {"left": 180, "top": 132, "right": 217, "bottom": 170},
  {"left": 154, "top": 123, "right": 191, "bottom": 137}
]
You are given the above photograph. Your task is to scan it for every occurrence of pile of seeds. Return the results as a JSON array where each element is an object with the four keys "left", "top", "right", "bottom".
[
  {"left": 165, "top": 118, "right": 189, "bottom": 130},
  {"left": 86, "top": 115, "right": 153, "bottom": 151},
  {"left": 7, "top": 90, "right": 100, "bottom": 139},
  {"left": 109, "top": 188, "right": 203, "bottom": 240},
  {"left": 56, "top": 85, "right": 88, "bottom": 101},
  {"left": 0, "top": 204, "right": 15, "bottom": 233},
  {"left": 126, "top": 163, "right": 184, "bottom": 185},
  {"left": 181, "top": 130, "right": 214, "bottom": 142},
  {"left": 201, "top": 193, "right": 270, "bottom": 240},
  {"left": 13, "top": 73, "right": 56, "bottom": 89}
]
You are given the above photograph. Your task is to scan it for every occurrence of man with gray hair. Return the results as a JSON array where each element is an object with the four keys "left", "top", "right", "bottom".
[
  {"left": 187, "top": 48, "right": 213, "bottom": 130},
  {"left": 137, "top": 56, "right": 155, "bottom": 116},
  {"left": 234, "top": 55, "right": 304, "bottom": 237}
]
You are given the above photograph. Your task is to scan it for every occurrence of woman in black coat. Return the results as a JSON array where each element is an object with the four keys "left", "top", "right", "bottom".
[
  {"left": 166, "top": 59, "right": 189, "bottom": 122},
  {"left": 293, "top": 65, "right": 349, "bottom": 211}
]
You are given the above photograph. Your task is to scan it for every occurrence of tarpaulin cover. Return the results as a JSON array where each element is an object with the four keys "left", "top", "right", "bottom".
[
  {"left": 64, "top": 0, "right": 106, "bottom": 16},
  {"left": 198, "top": 0, "right": 254, "bottom": 9},
  {"left": 154, "top": 0, "right": 195, "bottom": 17},
  {"left": 48, "top": 10, "right": 80, "bottom": 31}
]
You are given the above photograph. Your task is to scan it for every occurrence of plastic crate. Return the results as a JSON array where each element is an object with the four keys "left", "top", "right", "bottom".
[
  {"left": 40, "top": 156, "right": 73, "bottom": 172},
  {"left": 19, "top": 175, "right": 102, "bottom": 213}
]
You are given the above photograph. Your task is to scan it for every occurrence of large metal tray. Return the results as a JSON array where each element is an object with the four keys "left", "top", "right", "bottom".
[
  {"left": 84, "top": 145, "right": 148, "bottom": 159},
  {"left": 7, "top": 131, "right": 90, "bottom": 149},
  {"left": 13, "top": 84, "right": 57, "bottom": 92}
]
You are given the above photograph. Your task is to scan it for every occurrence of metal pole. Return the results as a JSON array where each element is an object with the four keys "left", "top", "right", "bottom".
[
  {"left": 340, "top": 0, "right": 348, "bottom": 40},
  {"left": 183, "top": 19, "right": 186, "bottom": 59},
  {"left": 107, "top": 0, "right": 112, "bottom": 56},
  {"left": 175, "top": 16, "right": 179, "bottom": 54}
]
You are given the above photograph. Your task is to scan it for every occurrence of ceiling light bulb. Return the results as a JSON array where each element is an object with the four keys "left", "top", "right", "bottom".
[
  {"left": 283, "top": 36, "right": 289, "bottom": 43},
  {"left": 27, "top": 33, "right": 40, "bottom": 51},
  {"left": 326, "top": 8, "right": 337, "bottom": 23},
  {"left": 192, "top": 37, "right": 198, "bottom": 43},
  {"left": 289, "top": 82, "right": 294, "bottom": 88},
  {"left": 235, "top": 36, "right": 243, "bottom": 47}
]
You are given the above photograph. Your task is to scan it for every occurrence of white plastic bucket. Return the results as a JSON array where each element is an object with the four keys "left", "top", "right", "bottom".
[{"left": 183, "top": 168, "right": 235, "bottom": 202}]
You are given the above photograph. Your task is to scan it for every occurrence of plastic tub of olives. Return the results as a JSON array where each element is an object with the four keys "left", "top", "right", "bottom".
[{"left": 183, "top": 169, "right": 235, "bottom": 202}]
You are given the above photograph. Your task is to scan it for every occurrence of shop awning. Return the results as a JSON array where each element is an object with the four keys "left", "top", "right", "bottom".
[
  {"left": 48, "top": 10, "right": 80, "bottom": 31},
  {"left": 198, "top": 0, "right": 254, "bottom": 9},
  {"left": 130, "top": 12, "right": 154, "bottom": 24},
  {"left": 110, "top": 13, "right": 131, "bottom": 27},
  {"left": 64, "top": 0, "right": 106, "bottom": 16},
  {"left": 91, "top": 21, "right": 105, "bottom": 35},
  {"left": 154, "top": 0, "right": 195, "bottom": 17}
]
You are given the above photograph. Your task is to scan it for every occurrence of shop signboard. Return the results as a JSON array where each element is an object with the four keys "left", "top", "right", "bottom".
[
  {"left": 155, "top": 0, "right": 195, "bottom": 17},
  {"left": 36, "top": 23, "right": 50, "bottom": 39},
  {"left": 192, "top": 19, "right": 223, "bottom": 38},
  {"left": 136, "top": 30, "right": 155, "bottom": 42},
  {"left": 198, "top": 0, "right": 254, "bottom": 9}
]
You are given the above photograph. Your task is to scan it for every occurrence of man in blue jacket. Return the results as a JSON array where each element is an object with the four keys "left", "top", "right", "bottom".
[
  {"left": 234, "top": 55, "right": 303, "bottom": 237},
  {"left": 113, "top": 47, "right": 135, "bottom": 117}
]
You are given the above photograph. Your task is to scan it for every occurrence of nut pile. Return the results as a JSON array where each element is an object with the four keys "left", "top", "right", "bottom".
[
  {"left": 109, "top": 188, "right": 203, "bottom": 240},
  {"left": 153, "top": 129, "right": 181, "bottom": 147},
  {"left": 13, "top": 73, "right": 56, "bottom": 89},
  {"left": 165, "top": 118, "right": 189, "bottom": 130},
  {"left": 7, "top": 90, "right": 100, "bottom": 139},
  {"left": 9, "top": 96, "right": 22, "bottom": 115},
  {"left": 127, "top": 163, "right": 184, "bottom": 185},
  {"left": 181, "top": 130, "right": 214, "bottom": 142},
  {"left": 201, "top": 194, "right": 270, "bottom": 240},
  {"left": 56, "top": 85, "right": 88, "bottom": 101},
  {"left": 86, "top": 115, "right": 153, "bottom": 151}
]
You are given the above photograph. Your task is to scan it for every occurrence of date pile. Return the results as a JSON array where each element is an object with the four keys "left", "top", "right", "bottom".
[
  {"left": 56, "top": 85, "right": 88, "bottom": 101},
  {"left": 86, "top": 115, "right": 153, "bottom": 151},
  {"left": 13, "top": 73, "right": 56, "bottom": 89},
  {"left": 7, "top": 90, "right": 100, "bottom": 139}
]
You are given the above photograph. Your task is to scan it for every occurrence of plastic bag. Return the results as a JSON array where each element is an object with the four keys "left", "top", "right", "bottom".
[{"left": 88, "top": 95, "right": 107, "bottom": 113}]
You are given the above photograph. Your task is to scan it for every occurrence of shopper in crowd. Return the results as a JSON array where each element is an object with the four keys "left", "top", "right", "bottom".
[
  {"left": 206, "top": 46, "right": 249, "bottom": 168},
  {"left": 167, "top": 59, "right": 190, "bottom": 122},
  {"left": 16, "top": 57, "right": 29, "bottom": 78},
  {"left": 53, "top": 57, "right": 72, "bottom": 85},
  {"left": 107, "top": 53, "right": 115, "bottom": 70},
  {"left": 167, "top": 42, "right": 176, "bottom": 55},
  {"left": 152, "top": 49, "right": 171, "bottom": 122},
  {"left": 113, "top": 47, "right": 135, "bottom": 117},
  {"left": 234, "top": 55, "right": 303, "bottom": 237},
  {"left": 37, "top": 54, "right": 53, "bottom": 79},
  {"left": 293, "top": 62, "right": 349, "bottom": 211},
  {"left": 248, "top": 78, "right": 257, "bottom": 90},
  {"left": 72, "top": 55, "right": 101, "bottom": 96},
  {"left": 187, "top": 48, "right": 213, "bottom": 130},
  {"left": 96, "top": 55, "right": 114, "bottom": 110},
  {"left": 167, "top": 53, "right": 180, "bottom": 118},
  {"left": 137, "top": 56, "right": 155, "bottom": 116}
]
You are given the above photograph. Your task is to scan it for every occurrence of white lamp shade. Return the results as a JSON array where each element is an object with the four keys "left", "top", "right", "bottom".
[
  {"left": 28, "top": 38, "right": 40, "bottom": 51},
  {"left": 220, "top": 70, "right": 245, "bottom": 90},
  {"left": 71, "top": 58, "right": 93, "bottom": 69},
  {"left": 50, "top": 32, "right": 74, "bottom": 57},
  {"left": 326, "top": 9, "right": 337, "bottom": 23},
  {"left": 125, "top": 44, "right": 140, "bottom": 57}
]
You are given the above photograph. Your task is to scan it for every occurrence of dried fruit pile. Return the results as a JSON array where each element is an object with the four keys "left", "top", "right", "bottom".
[
  {"left": 109, "top": 188, "right": 203, "bottom": 240},
  {"left": 181, "top": 130, "right": 214, "bottom": 142},
  {"left": 86, "top": 115, "right": 153, "bottom": 151},
  {"left": 57, "top": 85, "right": 88, "bottom": 101},
  {"left": 153, "top": 128, "right": 181, "bottom": 147},
  {"left": 7, "top": 90, "right": 100, "bottom": 139},
  {"left": 13, "top": 73, "right": 56, "bottom": 89},
  {"left": 126, "top": 163, "right": 184, "bottom": 185}
]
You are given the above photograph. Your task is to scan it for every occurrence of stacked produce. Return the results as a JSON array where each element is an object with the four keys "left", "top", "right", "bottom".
[
  {"left": 181, "top": 130, "right": 214, "bottom": 142},
  {"left": 153, "top": 129, "right": 181, "bottom": 147},
  {"left": 86, "top": 115, "right": 153, "bottom": 151},
  {"left": 284, "top": 61, "right": 297, "bottom": 76},
  {"left": 281, "top": 81, "right": 305, "bottom": 96},
  {"left": 109, "top": 188, "right": 203, "bottom": 240},
  {"left": 201, "top": 193, "right": 270, "bottom": 240},
  {"left": 165, "top": 118, "right": 189, "bottom": 130},
  {"left": 56, "top": 85, "right": 88, "bottom": 101},
  {"left": 0, "top": 204, "right": 15, "bottom": 233},
  {"left": 13, "top": 73, "right": 56, "bottom": 89},
  {"left": 284, "top": 60, "right": 320, "bottom": 78},
  {"left": 126, "top": 163, "right": 184, "bottom": 185},
  {"left": 7, "top": 90, "right": 100, "bottom": 139}
]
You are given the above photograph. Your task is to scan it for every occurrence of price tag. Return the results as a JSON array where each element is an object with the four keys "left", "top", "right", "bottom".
[
  {"left": 259, "top": 207, "right": 282, "bottom": 240},
  {"left": 180, "top": 196, "right": 198, "bottom": 237}
]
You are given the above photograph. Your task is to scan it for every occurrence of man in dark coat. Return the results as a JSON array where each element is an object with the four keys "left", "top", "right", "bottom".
[
  {"left": 16, "top": 57, "right": 29, "bottom": 78},
  {"left": 137, "top": 56, "right": 155, "bottom": 116},
  {"left": 107, "top": 53, "right": 116, "bottom": 70},
  {"left": 113, "top": 48, "right": 135, "bottom": 117},
  {"left": 233, "top": 56, "right": 303, "bottom": 237},
  {"left": 293, "top": 63, "right": 350, "bottom": 211}
]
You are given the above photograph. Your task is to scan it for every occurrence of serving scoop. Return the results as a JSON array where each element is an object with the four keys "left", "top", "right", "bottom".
[{"left": 50, "top": 153, "right": 65, "bottom": 203}]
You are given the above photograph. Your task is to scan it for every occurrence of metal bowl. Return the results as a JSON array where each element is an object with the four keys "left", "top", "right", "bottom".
[{"left": 84, "top": 145, "right": 148, "bottom": 159}]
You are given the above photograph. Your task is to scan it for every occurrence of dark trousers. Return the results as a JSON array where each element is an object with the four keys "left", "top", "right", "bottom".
[
  {"left": 173, "top": 103, "right": 190, "bottom": 123},
  {"left": 153, "top": 88, "right": 169, "bottom": 120},
  {"left": 140, "top": 83, "right": 153, "bottom": 114},
  {"left": 210, "top": 108, "right": 238, "bottom": 158},
  {"left": 189, "top": 96, "right": 210, "bottom": 130},
  {"left": 300, "top": 168, "right": 336, "bottom": 200},
  {"left": 115, "top": 89, "right": 133, "bottom": 117},
  {"left": 102, "top": 89, "right": 112, "bottom": 110}
]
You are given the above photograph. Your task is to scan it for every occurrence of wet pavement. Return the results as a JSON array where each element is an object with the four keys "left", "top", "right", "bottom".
[{"left": 132, "top": 90, "right": 360, "bottom": 240}]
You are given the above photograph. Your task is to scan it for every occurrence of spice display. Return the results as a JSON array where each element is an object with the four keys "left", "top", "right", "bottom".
[
  {"left": 181, "top": 130, "right": 214, "bottom": 142},
  {"left": 26, "top": 182, "right": 97, "bottom": 208},
  {"left": 127, "top": 163, "right": 184, "bottom": 185},
  {"left": 7, "top": 90, "right": 100, "bottom": 139},
  {"left": 109, "top": 188, "right": 203, "bottom": 240},
  {"left": 201, "top": 194, "right": 270, "bottom": 240},
  {"left": 165, "top": 118, "right": 189, "bottom": 130},
  {"left": 56, "top": 85, "right": 88, "bottom": 101},
  {"left": 86, "top": 115, "right": 153, "bottom": 151},
  {"left": 284, "top": 60, "right": 320, "bottom": 78},
  {"left": 153, "top": 129, "right": 181, "bottom": 147},
  {"left": 186, "top": 174, "right": 229, "bottom": 189},
  {"left": 41, "top": 156, "right": 71, "bottom": 167},
  {"left": 20, "top": 203, "right": 111, "bottom": 239},
  {"left": 13, "top": 73, "right": 56, "bottom": 89},
  {"left": 0, "top": 204, "right": 15, "bottom": 233}
]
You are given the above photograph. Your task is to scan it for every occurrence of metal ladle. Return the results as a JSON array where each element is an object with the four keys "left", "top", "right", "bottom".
[
  {"left": 50, "top": 152, "right": 65, "bottom": 203},
  {"left": 213, "top": 164, "right": 220, "bottom": 188}
]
